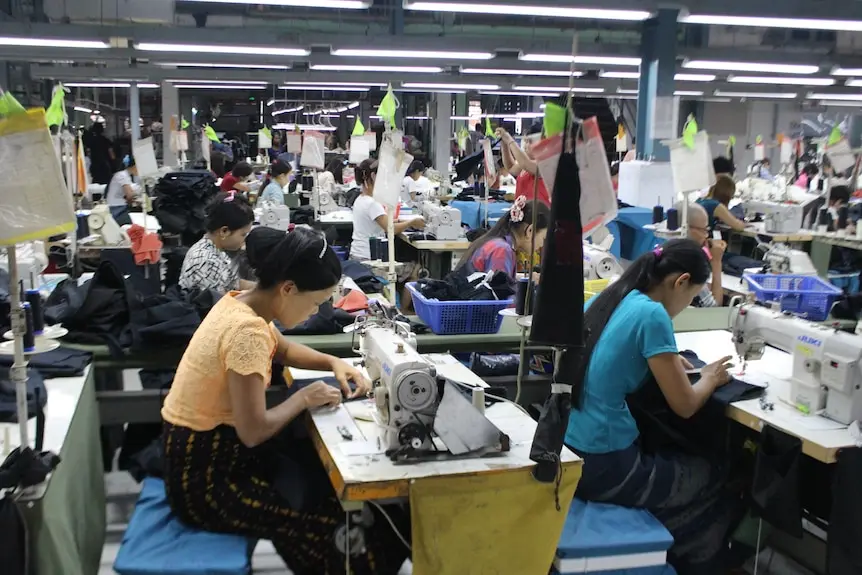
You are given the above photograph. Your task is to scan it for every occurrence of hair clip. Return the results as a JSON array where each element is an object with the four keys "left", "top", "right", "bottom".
[
  {"left": 319, "top": 235, "right": 327, "bottom": 259},
  {"left": 652, "top": 246, "right": 663, "bottom": 257},
  {"left": 510, "top": 195, "right": 526, "bottom": 223},
  {"left": 702, "top": 245, "right": 713, "bottom": 261},
  {"left": 224, "top": 190, "right": 236, "bottom": 203}
]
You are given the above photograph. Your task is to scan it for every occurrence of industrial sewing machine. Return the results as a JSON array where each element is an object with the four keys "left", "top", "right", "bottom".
[
  {"left": 87, "top": 204, "right": 128, "bottom": 246},
  {"left": 738, "top": 178, "right": 821, "bottom": 234},
  {"left": 754, "top": 243, "right": 817, "bottom": 275},
  {"left": 730, "top": 300, "right": 862, "bottom": 424},
  {"left": 356, "top": 317, "right": 510, "bottom": 461},
  {"left": 258, "top": 202, "right": 290, "bottom": 231},
  {"left": 583, "top": 243, "right": 622, "bottom": 280},
  {"left": 420, "top": 201, "right": 463, "bottom": 240}
]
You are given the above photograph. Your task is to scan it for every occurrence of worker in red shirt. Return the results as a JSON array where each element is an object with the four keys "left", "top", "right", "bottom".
[{"left": 497, "top": 124, "right": 550, "bottom": 206}]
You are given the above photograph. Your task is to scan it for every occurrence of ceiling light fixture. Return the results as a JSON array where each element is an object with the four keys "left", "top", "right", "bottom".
[
  {"left": 713, "top": 90, "right": 798, "bottom": 99},
  {"left": 310, "top": 64, "right": 443, "bottom": 73},
  {"left": 64, "top": 82, "right": 132, "bottom": 88},
  {"left": 616, "top": 88, "right": 638, "bottom": 94},
  {"left": 73, "top": 106, "right": 93, "bottom": 113},
  {"left": 675, "top": 90, "right": 704, "bottom": 97},
  {"left": 513, "top": 85, "right": 605, "bottom": 93},
  {"left": 480, "top": 90, "right": 560, "bottom": 97},
  {"left": 403, "top": 2, "right": 650, "bottom": 21},
  {"left": 168, "top": 79, "right": 268, "bottom": 85},
  {"left": 272, "top": 123, "right": 338, "bottom": 131},
  {"left": 157, "top": 62, "right": 290, "bottom": 70},
  {"left": 402, "top": 82, "right": 499, "bottom": 90},
  {"left": 332, "top": 48, "right": 493, "bottom": 60},
  {"left": 272, "top": 105, "right": 305, "bottom": 116},
  {"left": 681, "top": 14, "right": 862, "bottom": 32},
  {"left": 136, "top": 42, "right": 309, "bottom": 57},
  {"left": 844, "top": 79, "right": 862, "bottom": 88},
  {"left": 406, "top": 116, "right": 430, "bottom": 120},
  {"left": 832, "top": 68, "right": 862, "bottom": 76},
  {"left": 516, "top": 112, "right": 544, "bottom": 118},
  {"left": 674, "top": 73, "right": 716, "bottom": 82},
  {"left": 521, "top": 53, "right": 641, "bottom": 66},
  {"left": 806, "top": 92, "right": 862, "bottom": 101},
  {"left": 400, "top": 88, "right": 468, "bottom": 93},
  {"left": 684, "top": 60, "right": 818, "bottom": 75},
  {"left": 461, "top": 67, "right": 580, "bottom": 77},
  {"left": 180, "top": 0, "right": 370, "bottom": 7},
  {"left": 599, "top": 71, "right": 640, "bottom": 79},
  {"left": 818, "top": 100, "right": 862, "bottom": 107},
  {"left": 277, "top": 85, "right": 370, "bottom": 92},
  {"left": 728, "top": 75, "right": 835, "bottom": 86},
  {"left": 173, "top": 84, "right": 268, "bottom": 89},
  {"left": 282, "top": 81, "right": 386, "bottom": 87},
  {"left": 0, "top": 37, "right": 109, "bottom": 49}
]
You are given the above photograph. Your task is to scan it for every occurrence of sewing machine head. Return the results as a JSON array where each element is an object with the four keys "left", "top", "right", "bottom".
[
  {"left": 87, "top": 204, "right": 128, "bottom": 246},
  {"left": 730, "top": 300, "right": 862, "bottom": 424},
  {"left": 758, "top": 243, "right": 817, "bottom": 275},
  {"left": 420, "top": 201, "right": 462, "bottom": 240},
  {"left": 583, "top": 243, "right": 622, "bottom": 280},
  {"left": 259, "top": 203, "right": 291, "bottom": 231}
]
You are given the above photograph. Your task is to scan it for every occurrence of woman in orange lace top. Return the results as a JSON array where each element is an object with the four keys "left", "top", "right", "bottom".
[{"left": 161, "top": 226, "right": 409, "bottom": 574}]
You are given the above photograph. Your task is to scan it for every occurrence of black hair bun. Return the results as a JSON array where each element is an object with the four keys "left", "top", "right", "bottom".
[{"left": 245, "top": 226, "right": 287, "bottom": 272}]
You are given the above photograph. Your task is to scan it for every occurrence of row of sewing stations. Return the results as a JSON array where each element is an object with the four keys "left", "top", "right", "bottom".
[{"left": 4, "top": 152, "right": 860, "bottom": 575}]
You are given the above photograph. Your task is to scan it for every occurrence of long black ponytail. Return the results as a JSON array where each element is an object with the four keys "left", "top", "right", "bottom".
[{"left": 572, "top": 238, "right": 710, "bottom": 408}]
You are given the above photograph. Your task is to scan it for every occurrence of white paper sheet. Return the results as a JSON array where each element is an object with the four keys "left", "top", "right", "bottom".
[{"left": 132, "top": 136, "right": 159, "bottom": 177}]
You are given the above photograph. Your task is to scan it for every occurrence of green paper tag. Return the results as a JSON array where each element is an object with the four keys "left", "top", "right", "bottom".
[
  {"left": 352, "top": 116, "right": 366, "bottom": 136},
  {"left": 377, "top": 84, "right": 397, "bottom": 127},
  {"left": 0, "top": 92, "right": 25, "bottom": 117},
  {"left": 181, "top": 118, "right": 190, "bottom": 129},
  {"left": 204, "top": 125, "right": 219, "bottom": 142},
  {"left": 543, "top": 102, "right": 565, "bottom": 138},
  {"left": 45, "top": 84, "right": 67, "bottom": 127},
  {"left": 485, "top": 117, "right": 494, "bottom": 138},
  {"left": 682, "top": 115, "right": 698, "bottom": 149},
  {"left": 828, "top": 125, "right": 842, "bottom": 146}
]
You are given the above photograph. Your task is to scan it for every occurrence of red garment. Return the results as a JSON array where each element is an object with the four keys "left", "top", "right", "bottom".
[
  {"left": 127, "top": 224, "right": 162, "bottom": 265},
  {"left": 334, "top": 289, "right": 369, "bottom": 313},
  {"left": 220, "top": 173, "right": 239, "bottom": 192},
  {"left": 515, "top": 171, "right": 550, "bottom": 206}
]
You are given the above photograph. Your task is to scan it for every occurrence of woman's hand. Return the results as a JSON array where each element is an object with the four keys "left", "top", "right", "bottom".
[
  {"left": 331, "top": 358, "right": 372, "bottom": 399},
  {"left": 299, "top": 381, "right": 343, "bottom": 409},
  {"left": 680, "top": 355, "right": 694, "bottom": 371},
  {"left": 701, "top": 355, "right": 733, "bottom": 388},
  {"left": 411, "top": 217, "right": 426, "bottom": 230}
]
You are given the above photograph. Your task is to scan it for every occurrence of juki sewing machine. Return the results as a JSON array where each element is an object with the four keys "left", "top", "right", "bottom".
[
  {"left": 87, "top": 204, "right": 128, "bottom": 246},
  {"left": 583, "top": 242, "right": 622, "bottom": 280},
  {"left": 355, "top": 316, "right": 510, "bottom": 462},
  {"left": 420, "top": 201, "right": 463, "bottom": 241},
  {"left": 754, "top": 243, "right": 817, "bottom": 275},
  {"left": 730, "top": 300, "right": 862, "bottom": 424},
  {"left": 258, "top": 202, "right": 291, "bottom": 231}
]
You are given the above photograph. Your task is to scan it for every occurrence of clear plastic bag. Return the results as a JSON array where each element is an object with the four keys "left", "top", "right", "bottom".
[
  {"left": 374, "top": 135, "right": 413, "bottom": 208},
  {"left": 300, "top": 131, "right": 325, "bottom": 170}
]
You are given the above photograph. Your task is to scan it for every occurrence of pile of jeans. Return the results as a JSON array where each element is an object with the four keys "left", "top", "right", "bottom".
[{"left": 152, "top": 170, "right": 219, "bottom": 246}]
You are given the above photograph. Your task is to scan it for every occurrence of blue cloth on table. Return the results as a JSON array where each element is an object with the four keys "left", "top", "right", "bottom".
[
  {"left": 554, "top": 499, "right": 675, "bottom": 575},
  {"left": 449, "top": 200, "right": 512, "bottom": 230},
  {"left": 114, "top": 477, "right": 254, "bottom": 575},
  {"left": 614, "top": 208, "right": 656, "bottom": 261}
]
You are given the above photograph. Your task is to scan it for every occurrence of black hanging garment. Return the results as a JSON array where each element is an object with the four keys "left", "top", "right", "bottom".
[
  {"left": 750, "top": 425, "right": 803, "bottom": 537},
  {"left": 152, "top": 171, "right": 219, "bottom": 246},
  {"left": 528, "top": 126, "right": 586, "bottom": 486},
  {"left": 829, "top": 447, "right": 862, "bottom": 575}
]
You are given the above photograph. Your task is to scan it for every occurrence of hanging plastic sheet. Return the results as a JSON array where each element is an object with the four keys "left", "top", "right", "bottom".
[
  {"left": 375, "top": 134, "right": 413, "bottom": 208},
  {"left": 300, "top": 131, "right": 325, "bottom": 170},
  {"left": 349, "top": 136, "right": 370, "bottom": 164},
  {"left": 257, "top": 128, "right": 272, "bottom": 150},
  {"left": 577, "top": 117, "right": 618, "bottom": 236},
  {"left": 286, "top": 132, "right": 302, "bottom": 154},
  {"left": 666, "top": 118, "right": 716, "bottom": 194}
]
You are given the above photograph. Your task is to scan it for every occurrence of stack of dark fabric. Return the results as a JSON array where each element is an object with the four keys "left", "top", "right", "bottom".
[
  {"left": 152, "top": 170, "right": 219, "bottom": 246},
  {"left": 414, "top": 270, "right": 515, "bottom": 301}
]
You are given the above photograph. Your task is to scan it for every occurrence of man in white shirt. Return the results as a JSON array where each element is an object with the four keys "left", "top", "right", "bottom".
[{"left": 106, "top": 156, "right": 139, "bottom": 226}]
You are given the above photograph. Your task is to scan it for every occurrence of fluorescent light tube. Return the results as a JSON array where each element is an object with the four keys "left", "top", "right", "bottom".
[
  {"left": 600, "top": 71, "right": 640, "bottom": 79},
  {"left": 461, "top": 67, "right": 581, "bottom": 77},
  {"left": 521, "top": 54, "right": 640, "bottom": 66},
  {"left": 180, "top": 0, "right": 371, "bottom": 7},
  {"left": 406, "top": 116, "right": 430, "bottom": 120},
  {"left": 64, "top": 82, "right": 132, "bottom": 88},
  {"left": 818, "top": 100, "right": 862, "bottom": 107},
  {"left": 517, "top": 112, "right": 544, "bottom": 118},
  {"left": 513, "top": 85, "right": 605, "bottom": 93},
  {"left": 701, "top": 97, "right": 732, "bottom": 103},
  {"left": 266, "top": 98, "right": 275, "bottom": 106},
  {"left": 282, "top": 81, "right": 386, "bottom": 87},
  {"left": 674, "top": 73, "right": 716, "bottom": 82},
  {"left": 138, "top": 84, "right": 160, "bottom": 89},
  {"left": 684, "top": 60, "right": 818, "bottom": 75},
  {"left": 136, "top": 42, "right": 309, "bottom": 57},
  {"left": 278, "top": 85, "right": 370, "bottom": 92},
  {"left": 403, "top": 2, "right": 650, "bottom": 21},
  {"left": 0, "top": 37, "right": 108, "bottom": 49},
  {"left": 402, "top": 82, "right": 499, "bottom": 90},
  {"left": 674, "top": 90, "right": 704, "bottom": 97},
  {"left": 729, "top": 75, "right": 835, "bottom": 86},
  {"left": 806, "top": 93, "right": 862, "bottom": 101},
  {"left": 714, "top": 90, "right": 798, "bottom": 99},
  {"left": 481, "top": 90, "right": 560, "bottom": 97},
  {"left": 157, "top": 62, "right": 290, "bottom": 70},
  {"left": 400, "top": 88, "right": 467, "bottom": 93},
  {"left": 273, "top": 105, "right": 305, "bottom": 116},
  {"left": 845, "top": 80, "right": 862, "bottom": 88},
  {"left": 271, "top": 123, "right": 338, "bottom": 131},
  {"left": 173, "top": 84, "right": 268, "bottom": 89},
  {"left": 310, "top": 64, "right": 443, "bottom": 73},
  {"left": 681, "top": 14, "right": 862, "bottom": 32},
  {"left": 168, "top": 79, "right": 267, "bottom": 85},
  {"left": 832, "top": 68, "right": 862, "bottom": 76},
  {"left": 332, "top": 48, "right": 492, "bottom": 60},
  {"left": 73, "top": 106, "right": 92, "bottom": 113},
  {"left": 616, "top": 88, "right": 638, "bottom": 94}
]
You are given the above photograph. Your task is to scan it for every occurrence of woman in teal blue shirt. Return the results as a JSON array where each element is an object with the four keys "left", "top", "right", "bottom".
[
  {"left": 257, "top": 159, "right": 292, "bottom": 206},
  {"left": 566, "top": 239, "right": 741, "bottom": 575}
]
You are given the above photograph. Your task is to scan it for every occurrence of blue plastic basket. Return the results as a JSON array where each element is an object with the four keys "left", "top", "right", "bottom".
[
  {"left": 743, "top": 273, "right": 843, "bottom": 321},
  {"left": 407, "top": 282, "right": 513, "bottom": 335}
]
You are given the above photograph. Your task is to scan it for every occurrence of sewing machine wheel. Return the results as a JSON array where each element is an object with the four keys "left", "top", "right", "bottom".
[
  {"left": 87, "top": 213, "right": 105, "bottom": 230},
  {"left": 397, "top": 422, "right": 428, "bottom": 449},
  {"left": 261, "top": 211, "right": 278, "bottom": 225},
  {"left": 439, "top": 211, "right": 453, "bottom": 225},
  {"left": 395, "top": 370, "right": 437, "bottom": 412}
]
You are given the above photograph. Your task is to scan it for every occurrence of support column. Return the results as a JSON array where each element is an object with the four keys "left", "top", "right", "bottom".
[
  {"left": 161, "top": 81, "right": 179, "bottom": 166},
  {"left": 433, "top": 93, "right": 452, "bottom": 175},
  {"left": 636, "top": 8, "right": 678, "bottom": 161},
  {"left": 129, "top": 82, "right": 141, "bottom": 145},
  {"left": 454, "top": 93, "right": 467, "bottom": 130}
]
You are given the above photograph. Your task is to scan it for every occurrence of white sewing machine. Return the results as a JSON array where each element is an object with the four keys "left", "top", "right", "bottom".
[
  {"left": 258, "top": 203, "right": 291, "bottom": 231},
  {"left": 583, "top": 243, "right": 622, "bottom": 280},
  {"left": 87, "top": 204, "right": 128, "bottom": 246},
  {"left": 421, "top": 201, "right": 463, "bottom": 240},
  {"left": 358, "top": 320, "right": 510, "bottom": 461},
  {"left": 755, "top": 243, "right": 817, "bottom": 275},
  {"left": 739, "top": 178, "right": 821, "bottom": 234},
  {"left": 730, "top": 301, "right": 862, "bottom": 424},
  {"left": 312, "top": 183, "right": 339, "bottom": 216}
]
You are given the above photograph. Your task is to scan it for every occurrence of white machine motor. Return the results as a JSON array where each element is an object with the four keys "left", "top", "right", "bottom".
[
  {"left": 730, "top": 302, "right": 862, "bottom": 424},
  {"left": 312, "top": 185, "right": 339, "bottom": 216},
  {"left": 583, "top": 243, "right": 622, "bottom": 280},
  {"left": 87, "top": 204, "right": 127, "bottom": 246},
  {"left": 359, "top": 321, "right": 510, "bottom": 461},
  {"left": 757, "top": 243, "right": 817, "bottom": 275},
  {"left": 421, "top": 201, "right": 463, "bottom": 241},
  {"left": 259, "top": 203, "right": 291, "bottom": 231}
]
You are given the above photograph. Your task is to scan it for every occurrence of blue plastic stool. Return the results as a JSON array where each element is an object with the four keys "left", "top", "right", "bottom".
[
  {"left": 553, "top": 499, "right": 676, "bottom": 575},
  {"left": 114, "top": 477, "right": 256, "bottom": 575}
]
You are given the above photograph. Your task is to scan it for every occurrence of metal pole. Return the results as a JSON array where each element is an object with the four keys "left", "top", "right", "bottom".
[
  {"left": 130, "top": 82, "right": 141, "bottom": 145},
  {"left": 8, "top": 245, "right": 29, "bottom": 448}
]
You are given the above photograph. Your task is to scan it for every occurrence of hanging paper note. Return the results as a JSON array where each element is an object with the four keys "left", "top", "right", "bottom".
[
  {"left": 681, "top": 115, "right": 697, "bottom": 149},
  {"left": 482, "top": 139, "right": 496, "bottom": 182},
  {"left": 457, "top": 126, "right": 468, "bottom": 153},
  {"left": 485, "top": 117, "right": 494, "bottom": 138},
  {"left": 204, "top": 125, "right": 219, "bottom": 142},
  {"left": 181, "top": 118, "right": 189, "bottom": 129},
  {"left": 828, "top": 125, "right": 842, "bottom": 146},
  {"left": 615, "top": 124, "right": 628, "bottom": 153},
  {"left": 377, "top": 85, "right": 397, "bottom": 127},
  {"left": 780, "top": 137, "right": 793, "bottom": 165},
  {"left": 257, "top": 128, "right": 272, "bottom": 149},
  {"left": 132, "top": 137, "right": 159, "bottom": 177},
  {"left": 352, "top": 116, "right": 366, "bottom": 136},
  {"left": 543, "top": 102, "right": 565, "bottom": 138},
  {"left": 45, "top": 84, "right": 68, "bottom": 128},
  {"left": 753, "top": 135, "right": 765, "bottom": 161}
]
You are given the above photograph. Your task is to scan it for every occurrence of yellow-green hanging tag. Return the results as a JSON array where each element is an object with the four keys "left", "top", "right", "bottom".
[
  {"left": 181, "top": 118, "right": 190, "bottom": 129},
  {"left": 352, "top": 116, "right": 366, "bottom": 136},
  {"left": 204, "top": 125, "right": 219, "bottom": 142},
  {"left": 682, "top": 114, "right": 698, "bottom": 149},
  {"left": 45, "top": 83, "right": 68, "bottom": 127},
  {"left": 828, "top": 125, "right": 842, "bottom": 146},
  {"left": 0, "top": 91, "right": 25, "bottom": 116},
  {"left": 377, "top": 84, "right": 397, "bottom": 127},
  {"left": 726, "top": 134, "right": 736, "bottom": 155},
  {"left": 261, "top": 126, "right": 272, "bottom": 140},
  {"left": 485, "top": 117, "right": 494, "bottom": 138},
  {"left": 543, "top": 102, "right": 566, "bottom": 138}
]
